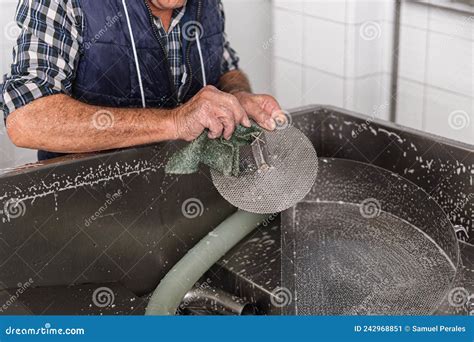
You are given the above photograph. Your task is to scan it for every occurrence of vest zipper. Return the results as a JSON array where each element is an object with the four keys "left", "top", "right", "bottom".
[
  {"left": 143, "top": 0, "right": 178, "bottom": 105},
  {"left": 181, "top": 0, "right": 203, "bottom": 102}
]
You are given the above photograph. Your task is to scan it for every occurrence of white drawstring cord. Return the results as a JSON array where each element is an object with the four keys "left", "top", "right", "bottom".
[
  {"left": 122, "top": 0, "right": 206, "bottom": 104},
  {"left": 195, "top": 33, "right": 207, "bottom": 86},
  {"left": 121, "top": 0, "right": 146, "bottom": 108}
]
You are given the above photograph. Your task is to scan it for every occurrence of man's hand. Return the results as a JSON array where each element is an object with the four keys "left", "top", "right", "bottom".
[
  {"left": 218, "top": 70, "right": 284, "bottom": 131},
  {"left": 172, "top": 86, "right": 251, "bottom": 141},
  {"left": 232, "top": 91, "right": 283, "bottom": 131}
]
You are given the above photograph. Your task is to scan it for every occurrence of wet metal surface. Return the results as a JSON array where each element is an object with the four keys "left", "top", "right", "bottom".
[
  {"left": 293, "top": 106, "right": 473, "bottom": 245},
  {"left": 282, "top": 159, "right": 457, "bottom": 315},
  {"left": 211, "top": 219, "right": 281, "bottom": 315},
  {"left": 0, "top": 144, "right": 235, "bottom": 294},
  {"left": 0, "top": 105, "right": 471, "bottom": 315},
  {"left": 0, "top": 283, "right": 146, "bottom": 315}
]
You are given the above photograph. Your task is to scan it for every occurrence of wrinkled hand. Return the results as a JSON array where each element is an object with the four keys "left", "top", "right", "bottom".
[
  {"left": 172, "top": 86, "right": 251, "bottom": 141},
  {"left": 233, "top": 91, "right": 284, "bottom": 131}
]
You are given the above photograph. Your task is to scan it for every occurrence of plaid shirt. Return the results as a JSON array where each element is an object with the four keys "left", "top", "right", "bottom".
[
  {"left": 160, "top": 8, "right": 188, "bottom": 96},
  {"left": 1, "top": 0, "right": 240, "bottom": 118}
]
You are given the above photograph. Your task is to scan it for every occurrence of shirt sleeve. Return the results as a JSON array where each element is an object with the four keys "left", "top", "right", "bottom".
[
  {"left": 1, "top": 0, "right": 83, "bottom": 119},
  {"left": 219, "top": 1, "right": 240, "bottom": 74}
]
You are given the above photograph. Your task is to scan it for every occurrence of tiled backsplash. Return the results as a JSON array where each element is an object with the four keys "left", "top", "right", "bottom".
[
  {"left": 397, "top": 0, "right": 473, "bottom": 144},
  {"left": 222, "top": 0, "right": 272, "bottom": 94},
  {"left": 271, "top": 0, "right": 473, "bottom": 145},
  {"left": 272, "top": 0, "right": 394, "bottom": 121}
]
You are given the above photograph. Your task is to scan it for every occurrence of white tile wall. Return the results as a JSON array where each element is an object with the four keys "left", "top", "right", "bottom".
[
  {"left": 272, "top": 0, "right": 394, "bottom": 123},
  {"left": 396, "top": 0, "right": 473, "bottom": 144},
  {"left": 273, "top": 8, "right": 304, "bottom": 63},
  {"left": 345, "top": 74, "right": 392, "bottom": 120},
  {"left": 304, "top": 0, "right": 347, "bottom": 23},
  {"left": 302, "top": 67, "right": 344, "bottom": 107},
  {"left": 303, "top": 17, "right": 345, "bottom": 75},
  {"left": 273, "top": 58, "right": 303, "bottom": 108},
  {"left": 429, "top": 5, "right": 473, "bottom": 41},
  {"left": 424, "top": 87, "right": 474, "bottom": 143},
  {"left": 0, "top": 0, "right": 38, "bottom": 170},
  {"left": 273, "top": 0, "right": 304, "bottom": 13},
  {"left": 399, "top": 25, "right": 427, "bottom": 82},
  {"left": 400, "top": 1, "right": 429, "bottom": 29},
  {"left": 223, "top": 0, "right": 273, "bottom": 94},
  {"left": 381, "top": 21, "right": 395, "bottom": 73},
  {"left": 378, "top": 73, "right": 393, "bottom": 121},
  {"left": 272, "top": 0, "right": 473, "bottom": 145},
  {"left": 426, "top": 32, "right": 472, "bottom": 98},
  {"left": 396, "top": 79, "right": 424, "bottom": 130},
  {"left": 0, "top": 0, "right": 18, "bottom": 78},
  {"left": 346, "top": 22, "right": 385, "bottom": 78},
  {"left": 346, "top": 0, "right": 394, "bottom": 24}
]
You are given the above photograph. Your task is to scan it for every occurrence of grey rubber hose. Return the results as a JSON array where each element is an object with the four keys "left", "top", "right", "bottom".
[{"left": 145, "top": 210, "right": 268, "bottom": 315}]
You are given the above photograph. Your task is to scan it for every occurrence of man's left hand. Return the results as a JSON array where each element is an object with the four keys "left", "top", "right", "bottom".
[{"left": 233, "top": 92, "right": 283, "bottom": 131}]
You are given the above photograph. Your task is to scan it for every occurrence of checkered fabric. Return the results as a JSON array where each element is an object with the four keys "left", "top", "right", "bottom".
[{"left": 1, "top": 0, "right": 239, "bottom": 118}]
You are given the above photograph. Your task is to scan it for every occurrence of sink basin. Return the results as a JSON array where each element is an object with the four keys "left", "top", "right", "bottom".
[{"left": 0, "top": 105, "right": 472, "bottom": 315}]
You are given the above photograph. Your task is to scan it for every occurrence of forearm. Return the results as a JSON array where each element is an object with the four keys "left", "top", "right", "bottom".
[
  {"left": 6, "top": 94, "right": 176, "bottom": 153},
  {"left": 218, "top": 70, "right": 252, "bottom": 95}
]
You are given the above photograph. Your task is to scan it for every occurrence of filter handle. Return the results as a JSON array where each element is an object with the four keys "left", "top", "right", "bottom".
[{"left": 251, "top": 132, "right": 271, "bottom": 172}]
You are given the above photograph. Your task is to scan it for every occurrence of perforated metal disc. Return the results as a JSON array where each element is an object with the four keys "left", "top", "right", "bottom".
[{"left": 211, "top": 126, "right": 318, "bottom": 214}]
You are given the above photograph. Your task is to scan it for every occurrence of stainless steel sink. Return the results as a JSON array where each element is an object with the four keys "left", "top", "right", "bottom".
[{"left": 0, "top": 105, "right": 472, "bottom": 315}]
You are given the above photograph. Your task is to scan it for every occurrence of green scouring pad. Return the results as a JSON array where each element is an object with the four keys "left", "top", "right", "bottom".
[{"left": 165, "top": 125, "right": 262, "bottom": 177}]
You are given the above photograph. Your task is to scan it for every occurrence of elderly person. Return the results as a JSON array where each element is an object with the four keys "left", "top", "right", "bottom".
[{"left": 2, "top": 0, "right": 281, "bottom": 160}]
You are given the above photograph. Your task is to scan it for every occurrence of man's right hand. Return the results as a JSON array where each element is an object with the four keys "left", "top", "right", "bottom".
[{"left": 171, "top": 85, "right": 252, "bottom": 141}]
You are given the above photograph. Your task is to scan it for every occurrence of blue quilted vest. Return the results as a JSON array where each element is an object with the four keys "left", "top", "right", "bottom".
[{"left": 39, "top": 0, "right": 224, "bottom": 160}]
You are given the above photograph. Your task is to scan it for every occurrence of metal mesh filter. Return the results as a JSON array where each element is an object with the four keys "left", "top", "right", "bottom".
[
  {"left": 211, "top": 126, "right": 318, "bottom": 214},
  {"left": 281, "top": 158, "right": 459, "bottom": 315}
]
